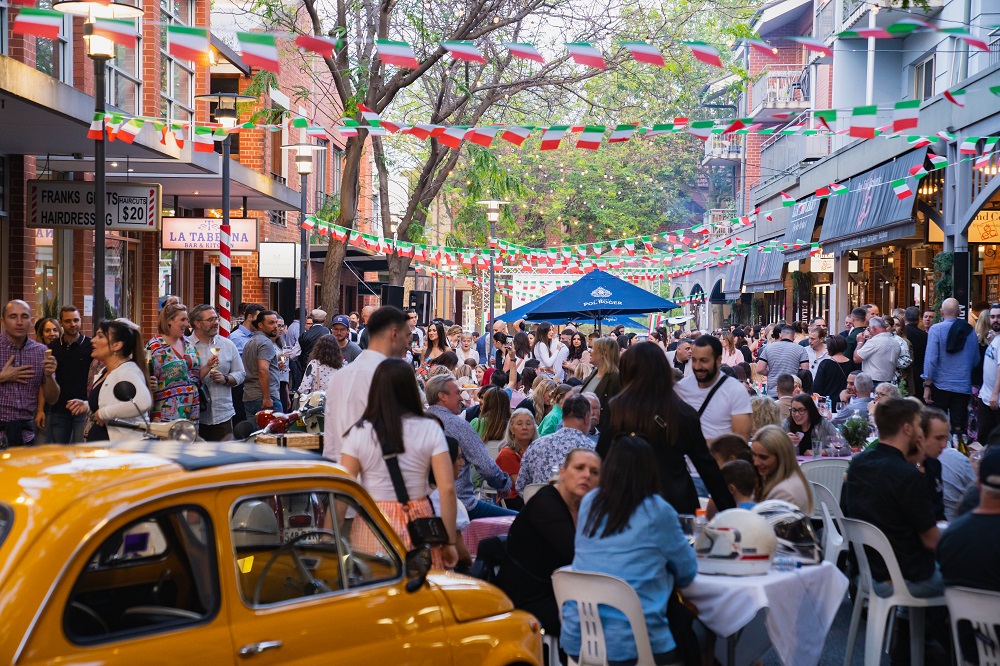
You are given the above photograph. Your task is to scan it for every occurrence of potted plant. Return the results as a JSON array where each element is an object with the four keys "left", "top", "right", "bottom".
[{"left": 841, "top": 416, "right": 872, "bottom": 453}]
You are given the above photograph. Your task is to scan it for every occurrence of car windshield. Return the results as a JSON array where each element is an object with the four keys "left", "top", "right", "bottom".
[{"left": 0, "top": 504, "right": 11, "bottom": 548}]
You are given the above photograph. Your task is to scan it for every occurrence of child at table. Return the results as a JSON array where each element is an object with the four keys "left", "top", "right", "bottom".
[{"left": 722, "top": 460, "right": 758, "bottom": 510}]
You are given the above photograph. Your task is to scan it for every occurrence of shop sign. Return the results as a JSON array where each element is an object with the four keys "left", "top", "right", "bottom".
[
  {"left": 258, "top": 242, "right": 300, "bottom": 279},
  {"left": 27, "top": 180, "right": 161, "bottom": 231},
  {"left": 811, "top": 253, "right": 834, "bottom": 273},
  {"left": 34, "top": 228, "right": 54, "bottom": 247},
  {"left": 935, "top": 210, "right": 1000, "bottom": 243},
  {"left": 161, "top": 218, "right": 258, "bottom": 251}
]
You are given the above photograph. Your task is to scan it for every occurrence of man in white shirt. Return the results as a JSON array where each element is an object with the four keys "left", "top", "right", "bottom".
[
  {"left": 189, "top": 304, "right": 245, "bottom": 441},
  {"left": 854, "top": 316, "right": 900, "bottom": 384},
  {"left": 978, "top": 304, "right": 1000, "bottom": 443},
  {"left": 675, "top": 335, "right": 752, "bottom": 442},
  {"left": 806, "top": 325, "right": 829, "bottom": 378},
  {"left": 323, "top": 306, "right": 411, "bottom": 462}
]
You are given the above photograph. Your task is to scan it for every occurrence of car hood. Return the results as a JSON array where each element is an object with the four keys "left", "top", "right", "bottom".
[{"left": 427, "top": 571, "right": 514, "bottom": 622}]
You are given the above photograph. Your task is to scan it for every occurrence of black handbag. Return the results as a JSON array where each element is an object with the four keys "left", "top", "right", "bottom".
[{"left": 377, "top": 431, "right": 450, "bottom": 548}]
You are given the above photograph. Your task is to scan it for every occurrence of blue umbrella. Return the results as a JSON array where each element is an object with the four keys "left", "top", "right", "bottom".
[
  {"left": 523, "top": 270, "right": 677, "bottom": 322},
  {"left": 496, "top": 289, "right": 571, "bottom": 324}
]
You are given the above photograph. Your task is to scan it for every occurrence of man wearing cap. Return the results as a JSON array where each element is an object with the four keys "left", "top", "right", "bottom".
[
  {"left": 937, "top": 445, "right": 1000, "bottom": 592},
  {"left": 330, "top": 314, "right": 363, "bottom": 364},
  {"left": 298, "top": 308, "right": 330, "bottom": 365}
]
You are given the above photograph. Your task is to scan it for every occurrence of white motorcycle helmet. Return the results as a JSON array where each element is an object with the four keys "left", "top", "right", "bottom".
[
  {"left": 695, "top": 508, "right": 776, "bottom": 576},
  {"left": 752, "top": 500, "right": 822, "bottom": 565}
]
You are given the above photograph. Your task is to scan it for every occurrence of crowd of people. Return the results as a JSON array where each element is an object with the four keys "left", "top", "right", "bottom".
[{"left": 2, "top": 292, "right": 999, "bottom": 665}]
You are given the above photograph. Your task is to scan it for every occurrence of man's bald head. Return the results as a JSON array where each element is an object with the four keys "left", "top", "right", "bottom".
[
  {"left": 942, "top": 298, "right": 960, "bottom": 318},
  {"left": 3, "top": 300, "right": 30, "bottom": 317}
]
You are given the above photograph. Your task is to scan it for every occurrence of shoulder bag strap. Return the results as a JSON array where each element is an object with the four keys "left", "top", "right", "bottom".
[
  {"left": 697, "top": 375, "right": 729, "bottom": 418},
  {"left": 374, "top": 426, "right": 411, "bottom": 507}
]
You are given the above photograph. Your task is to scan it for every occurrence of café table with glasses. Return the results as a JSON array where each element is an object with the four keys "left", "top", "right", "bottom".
[{"left": 463, "top": 515, "right": 515, "bottom": 558}]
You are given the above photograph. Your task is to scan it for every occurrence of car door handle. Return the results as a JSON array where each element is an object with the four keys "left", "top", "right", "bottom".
[{"left": 239, "top": 640, "right": 283, "bottom": 657}]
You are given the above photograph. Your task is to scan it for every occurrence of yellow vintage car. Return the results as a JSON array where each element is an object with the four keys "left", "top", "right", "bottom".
[{"left": 0, "top": 441, "right": 542, "bottom": 665}]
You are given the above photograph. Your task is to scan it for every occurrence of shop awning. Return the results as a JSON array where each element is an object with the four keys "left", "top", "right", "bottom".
[
  {"left": 818, "top": 148, "right": 927, "bottom": 254},
  {"left": 723, "top": 254, "right": 747, "bottom": 298},
  {"left": 781, "top": 196, "right": 823, "bottom": 261},
  {"left": 743, "top": 249, "right": 786, "bottom": 293}
]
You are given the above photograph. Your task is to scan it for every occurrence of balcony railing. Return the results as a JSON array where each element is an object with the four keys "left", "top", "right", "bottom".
[
  {"left": 756, "top": 111, "right": 831, "bottom": 188},
  {"left": 703, "top": 209, "right": 741, "bottom": 242},
  {"left": 704, "top": 133, "right": 743, "bottom": 164},
  {"left": 990, "top": 29, "right": 1000, "bottom": 68},
  {"left": 750, "top": 66, "right": 810, "bottom": 113},
  {"left": 816, "top": 0, "right": 835, "bottom": 43}
]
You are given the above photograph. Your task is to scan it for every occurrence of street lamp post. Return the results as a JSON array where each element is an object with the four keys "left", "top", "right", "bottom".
[
  {"left": 280, "top": 144, "right": 327, "bottom": 339},
  {"left": 193, "top": 92, "right": 255, "bottom": 335},
  {"left": 53, "top": 0, "right": 142, "bottom": 329},
  {"left": 476, "top": 200, "right": 508, "bottom": 364}
]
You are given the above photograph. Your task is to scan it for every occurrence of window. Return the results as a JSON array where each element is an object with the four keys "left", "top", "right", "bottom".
[
  {"left": 914, "top": 56, "right": 935, "bottom": 101},
  {"left": 314, "top": 139, "right": 328, "bottom": 209},
  {"left": 331, "top": 148, "right": 342, "bottom": 196},
  {"left": 160, "top": 0, "right": 193, "bottom": 123},
  {"left": 63, "top": 506, "right": 218, "bottom": 644},
  {"left": 1, "top": 1, "right": 8, "bottom": 56},
  {"left": 35, "top": 0, "right": 72, "bottom": 83},
  {"left": 230, "top": 491, "right": 401, "bottom": 608},
  {"left": 108, "top": 40, "right": 142, "bottom": 115}
]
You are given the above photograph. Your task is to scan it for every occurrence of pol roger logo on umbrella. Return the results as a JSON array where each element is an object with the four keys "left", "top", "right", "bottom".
[{"left": 590, "top": 287, "right": 612, "bottom": 298}]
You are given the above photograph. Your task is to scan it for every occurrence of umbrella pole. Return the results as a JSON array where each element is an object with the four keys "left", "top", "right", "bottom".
[{"left": 596, "top": 316, "right": 600, "bottom": 335}]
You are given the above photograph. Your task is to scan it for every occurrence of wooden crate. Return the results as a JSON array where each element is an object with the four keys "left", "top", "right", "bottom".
[{"left": 255, "top": 433, "right": 322, "bottom": 450}]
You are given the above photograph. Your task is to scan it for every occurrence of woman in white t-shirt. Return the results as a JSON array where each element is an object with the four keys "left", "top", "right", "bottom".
[
  {"left": 533, "top": 322, "right": 569, "bottom": 381},
  {"left": 340, "top": 358, "right": 458, "bottom": 569}
]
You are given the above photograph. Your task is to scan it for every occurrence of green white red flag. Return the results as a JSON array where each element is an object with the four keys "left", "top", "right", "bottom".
[
  {"left": 892, "top": 99, "right": 920, "bottom": 132},
  {"left": 500, "top": 126, "right": 533, "bottom": 146},
  {"left": 746, "top": 39, "right": 777, "bottom": 57},
  {"left": 909, "top": 163, "right": 928, "bottom": 179},
  {"left": 621, "top": 41, "right": 665, "bottom": 67},
  {"left": 943, "top": 88, "right": 966, "bottom": 107},
  {"left": 438, "top": 126, "right": 470, "bottom": 149},
  {"left": 891, "top": 178, "right": 912, "bottom": 199},
  {"left": 87, "top": 113, "right": 108, "bottom": 141},
  {"left": 115, "top": 118, "right": 144, "bottom": 144},
  {"left": 929, "top": 154, "right": 948, "bottom": 170},
  {"left": 789, "top": 37, "right": 832, "bottom": 57},
  {"left": 683, "top": 41, "right": 723, "bottom": 68},
  {"left": 687, "top": 120, "right": 715, "bottom": 141},
  {"left": 294, "top": 34, "right": 340, "bottom": 58},
  {"left": 92, "top": 18, "right": 138, "bottom": 48},
  {"left": 780, "top": 191, "right": 795, "bottom": 206},
  {"left": 540, "top": 125, "right": 570, "bottom": 150},
  {"left": 441, "top": 41, "right": 486, "bottom": 63},
  {"left": 238, "top": 32, "right": 280, "bottom": 73},
  {"left": 575, "top": 126, "right": 605, "bottom": 150},
  {"left": 375, "top": 39, "right": 419, "bottom": 68},
  {"left": 959, "top": 137, "right": 979, "bottom": 154},
  {"left": 193, "top": 126, "right": 215, "bottom": 152},
  {"left": 831, "top": 183, "right": 848, "bottom": 195},
  {"left": 167, "top": 25, "right": 209, "bottom": 61},
  {"left": 12, "top": 8, "right": 62, "bottom": 40},
  {"left": 504, "top": 42, "right": 544, "bottom": 63},
  {"left": 849, "top": 105, "right": 878, "bottom": 139},
  {"left": 608, "top": 123, "right": 638, "bottom": 143},
  {"left": 565, "top": 42, "right": 606, "bottom": 69}
]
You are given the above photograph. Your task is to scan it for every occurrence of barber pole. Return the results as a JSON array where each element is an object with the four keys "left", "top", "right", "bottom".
[{"left": 219, "top": 224, "right": 232, "bottom": 336}]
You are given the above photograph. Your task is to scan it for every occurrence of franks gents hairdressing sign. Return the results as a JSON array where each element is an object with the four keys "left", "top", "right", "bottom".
[
  {"left": 27, "top": 180, "right": 161, "bottom": 231},
  {"left": 161, "top": 218, "right": 258, "bottom": 251}
]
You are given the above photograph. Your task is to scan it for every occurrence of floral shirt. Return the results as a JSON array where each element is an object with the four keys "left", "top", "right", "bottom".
[
  {"left": 515, "top": 427, "right": 595, "bottom": 495},
  {"left": 146, "top": 335, "right": 200, "bottom": 422}
]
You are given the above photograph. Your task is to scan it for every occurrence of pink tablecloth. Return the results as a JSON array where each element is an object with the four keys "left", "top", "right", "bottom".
[{"left": 463, "top": 516, "right": 515, "bottom": 558}]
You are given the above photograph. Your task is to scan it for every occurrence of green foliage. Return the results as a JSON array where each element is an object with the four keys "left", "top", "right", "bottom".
[
  {"left": 933, "top": 251, "right": 953, "bottom": 315},
  {"left": 841, "top": 416, "right": 872, "bottom": 450}
]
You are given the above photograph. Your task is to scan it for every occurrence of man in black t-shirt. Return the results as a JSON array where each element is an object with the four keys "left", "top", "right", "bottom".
[
  {"left": 46, "top": 306, "right": 92, "bottom": 444},
  {"left": 845, "top": 398, "right": 943, "bottom": 597}
]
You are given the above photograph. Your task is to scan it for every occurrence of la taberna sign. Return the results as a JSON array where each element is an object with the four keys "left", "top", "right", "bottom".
[{"left": 161, "top": 218, "right": 258, "bottom": 251}]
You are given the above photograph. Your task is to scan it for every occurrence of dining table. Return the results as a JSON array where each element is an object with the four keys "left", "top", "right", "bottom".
[
  {"left": 462, "top": 515, "right": 516, "bottom": 558},
  {"left": 682, "top": 560, "right": 849, "bottom": 666}
]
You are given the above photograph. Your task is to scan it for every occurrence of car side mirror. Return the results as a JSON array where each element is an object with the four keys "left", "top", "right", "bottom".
[{"left": 404, "top": 546, "right": 432, "bottom": 593}]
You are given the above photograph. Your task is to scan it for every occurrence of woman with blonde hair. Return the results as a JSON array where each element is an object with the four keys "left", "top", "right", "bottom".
[
  {"left": 146, "top": 301, "right": 204, "bottom": 421},
  {"left": 573, "top": 362, "right": 595, "bottom": 381},
  {"left": 530, "top": 377, "right": 557, "bottom": 425},
  {"left": 579, "top": 337, "right": 622, "bottom": 434},
  {"left": 750, "top": 395, "right": 781, "bottom": 434},
  {"left": 751, "top": 425, "right": 813, "bottom": 514},
  {"left": 495, "top": 407, "right": 538, "bottom": 510}
]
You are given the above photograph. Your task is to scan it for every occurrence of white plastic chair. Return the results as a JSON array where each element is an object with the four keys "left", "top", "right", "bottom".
[
  {"left": 801, "top": 458, "right": 850, "bottom": 508},
  {"left": 945, "top": 586, "right": 1000, "bottom": 666},
  {"left": 841, "top": 518, "right": 946, "bottom": 666},
  {"left": 810, "top": 482, "right": 848, "bottom": 566},
  {"left": 522, "top": 483, "right": 548, "bottom": 504},
  {"left": 551, "top": 567, "right": 655, "bottom": 666},
  {"left": 541, "top": 632, "right": 561, "bottom": 666}
]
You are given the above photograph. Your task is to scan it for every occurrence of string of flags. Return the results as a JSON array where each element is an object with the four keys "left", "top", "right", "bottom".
[{"left": 10, "top": 8, "right": 995, "bottom": 75}]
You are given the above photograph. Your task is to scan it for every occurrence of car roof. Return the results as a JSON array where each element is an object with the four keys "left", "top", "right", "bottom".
[{"left": 0, "top": 443, "right": 336, "bottom": 526}]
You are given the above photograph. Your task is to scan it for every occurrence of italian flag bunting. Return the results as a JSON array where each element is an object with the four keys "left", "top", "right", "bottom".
[
  {"left": 442, "top": 40, "right": 486, "bottom": 63},
  {"left": 723, "top": 117, "right": 754, "bottom": 134},
  {"left": 687, "top": 120, "right": 715, "bottom": 141},
  {"left": 788, "top": 37, "right": 832, "bottom": 58},
  {"left": 375, "top": 39, "right": 419, "bottom": 68},
  {"left": 167, "top": 25, "right": 209, "bottom": 61},
  {"left": 849, "top": 105, "right": 878, "bottom": 139},
  {"left": 468, "top": 126, "right": 502, "bottom": 147},
  {"left": 621, "top": 41, "right": 665, "bottom": 67},
  {"left": 907, "top": 136, "right": 932, "bottom": 148},
  {"left": 92, "top": 18, "right": 138, "bottom": 48},
  {"left": 959, "top": 137, "right": 979, "bottom": 155},
  {"left": 238, "top": 32, "right": 280, "bottom": 73},
  {"left": 909, "top": 163, "right": 928, "bottom": 179},
  {"left": 438, "top": 126, "right": 470, "bottom": 149},
  {"left": 642, "top": 236, "right": 654, "bottom": 252},
  {"left": 575, "top": 126, "right": 605, "bottom": 150},
  {"left": 87, "top": 113, "right": 107, "bottom": 141},
  {"left": 295, "top": 34, "right": 340, "bottom": 58},
  {"left": 499, "top": 126, "right": 532, "bottom": 146},
  {"left": 540, "top": 125, "right": 570, "bottom": 150},
  {"left": 301, "top": 216, "right": 315, "bottom": 232},
  {"left": 943, "top": 89, "right": 966, "bottom": 107},
  {"left": 566, "top": 42, "right": 606, "bottom": 69},
  {"left": 747, "top": 39, "right": 777, "bottom": 57},
  {"left": 116, "top": 118, "right": 144, "bottom": 144},
  {"left": 892, "top": 99, "right": 920, "bottom": 132},
  {"left": 504, "top": 42, "right": 544, "bottom": 63},
  {"left": 831, "top": 183, "right": 848, "bottom": 195},
  {"left": 608, "top": 123, "right": 638, "bottom": 143},
  {"left": 12, "top": 8, "right": 63, "bottom": 39},
  {"left": 683, "top": 41, "right": 723, "bottom": 68},
  {"left": 891, "top": 178, "right": 912, "bottom": 199},
  {"left": 193, "top": 126, "right": 215, "bottom": 152},
  {"left": 816, "top": 186, "right": 832, "bottom": 198},
  {"left": 780, "top": 191, "right": 795, "bottom": 207},
  {"left": 929, "top": 154, "right": 949, "bottom": 170}
]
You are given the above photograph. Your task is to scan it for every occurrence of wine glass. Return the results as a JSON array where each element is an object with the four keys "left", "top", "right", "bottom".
[
  {"left": 835, "top": 401, "right": 845, "bottom": 414},
  {"left": 832, "top": 435, "right": 846, "bottom": 457}
]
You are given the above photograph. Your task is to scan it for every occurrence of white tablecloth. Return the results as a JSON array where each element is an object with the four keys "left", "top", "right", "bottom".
[{"left": 681, "top": 561, "right": 848, "bottom": 666}]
